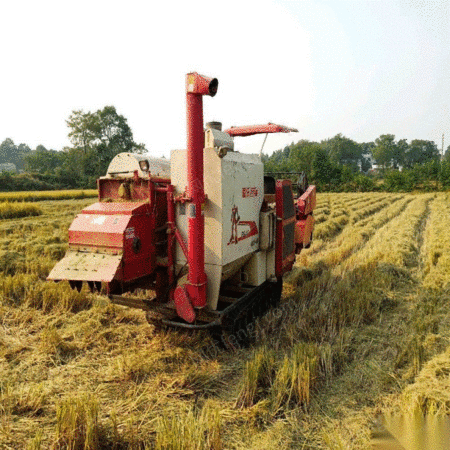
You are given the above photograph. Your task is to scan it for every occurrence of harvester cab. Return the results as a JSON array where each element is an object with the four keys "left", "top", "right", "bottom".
[{"left": 48, "top": 72, "right": 316, "bottom": 340}]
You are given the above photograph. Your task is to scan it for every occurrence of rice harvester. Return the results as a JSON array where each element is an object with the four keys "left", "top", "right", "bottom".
[{"left": 48, "top": 72, "right": 316, "bottom": 337}]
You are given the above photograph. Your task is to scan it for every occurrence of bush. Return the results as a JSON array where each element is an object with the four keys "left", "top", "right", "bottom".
[{"left": 383, "top": 170, "right": 413, "bottom": 192}]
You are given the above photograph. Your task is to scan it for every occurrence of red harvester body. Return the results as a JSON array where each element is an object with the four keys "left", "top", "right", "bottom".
[{"left": 48, "top": 72, "right": 316, "bottom": 337}]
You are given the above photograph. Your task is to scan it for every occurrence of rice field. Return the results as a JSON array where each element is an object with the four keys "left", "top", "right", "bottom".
[
  {"left": 0, "top": 189, "right": 97, "bottom": 203},
  {"left": 1, "top": 192, "right": 450, "bottom": 449},
  {"left": 0, "top": 202, "right": 42, "bottom": 220}
]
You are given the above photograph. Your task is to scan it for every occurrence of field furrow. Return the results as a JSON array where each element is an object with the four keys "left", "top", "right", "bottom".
[
  {"left": 342, "top": 195, "right": 432, "bottom": 271},
  {"left": 303, "top": 196, "right": 410, "bottom": 268},
  {"left": 301, "top": 194, "right": 407, "bottom": 264}
]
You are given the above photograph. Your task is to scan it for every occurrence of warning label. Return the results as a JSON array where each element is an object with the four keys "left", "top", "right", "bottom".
[{"left": 242, "top": 187, "right": 258, "bottom": 198}]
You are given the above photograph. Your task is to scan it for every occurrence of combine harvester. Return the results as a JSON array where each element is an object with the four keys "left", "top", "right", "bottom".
[{"left": 48, "top": 72, "right": 316, "bottom": 341}]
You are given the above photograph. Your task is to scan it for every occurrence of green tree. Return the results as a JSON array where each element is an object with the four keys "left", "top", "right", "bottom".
[
  {"left": 288, "top": 140, "right": 320, "bottom": 179},
  {"left": 372, "top": 134, "right": 397, "bottom": 170},
  {"left": 404, "top": 140, "right": 440, "bottom": 167},
  {"left": 383, "top": 169, "right": 414, "bottom": 192},
  {"left": 0, "top": 138, "right": 17, "bottom": 164},
  {"left": 66, "top": 110, "right": 100, "bottom": 154},
  {"left": 321, "top": 134, "right": 362, "bottom": 170},
  {"left": 16, "top": 143, "right": 32, "bottom": 170},
  {"left": 25, "top": 146, "right": 62, "bottom": 173},
  {"left": 66, "top": 105, "right": 146, "bottom": 178},
  {"left": 360, "top": 142, "right": 375, "bottom": 172},
  {"left": 444, "top": 145, "right": 450, "bottom": 162},
  {"left": 393, "top": 138, "right": 408, "bottom": 168},
  {"left": 311, "top": 146, "right": 333, "bottom": 185},
  {"left": 440, "top": 161, "right": 450, "bottom": 188}
]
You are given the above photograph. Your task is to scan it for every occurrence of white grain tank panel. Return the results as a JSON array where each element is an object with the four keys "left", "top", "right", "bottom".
[
  {"left": 244, "top": 251, "right": 267, "bottom": 286},
  {"left": 220, "top": 150, "right": 263, "bottom": 266},
  {"left": 171, "top": 148, "right": 264, "bottom": 310},
  {"left": 266, "top": 248, "right": 276, "bottom": 280},
  {"left": 260, "top": 210, "right": 275, "bottom": 251},
  {"left": 203, "top": 148, "right": 223, "bottom": 266}
]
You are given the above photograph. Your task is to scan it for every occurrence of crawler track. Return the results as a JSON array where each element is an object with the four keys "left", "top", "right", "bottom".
[{"left": 110, "top": 279, "right": 283, "bottom": 348}]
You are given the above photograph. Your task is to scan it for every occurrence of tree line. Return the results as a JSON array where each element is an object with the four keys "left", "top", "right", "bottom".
[
  {"left": 0, "top": 106, "right": 145, "bottom": 191},
  {"left": 263, "top": 133, "right": 450, "bottom": 192},
  {"left": 1, "top": 110, "right": 450, "bottom": 192}
]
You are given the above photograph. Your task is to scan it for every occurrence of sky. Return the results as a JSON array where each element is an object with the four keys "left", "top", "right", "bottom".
[{"left": 0, "top": 0, "right": 448, "bottom": 158}]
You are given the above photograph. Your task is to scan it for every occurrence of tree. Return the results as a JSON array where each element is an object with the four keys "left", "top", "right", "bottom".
[
  {"left": 0, "top": 138, "right": 17, "bottom": 164},
  {"left": 393, "top": 138, "right": 408, "bottom": 168},
  {"left": 66, "top": 105, "right": 146, "bottom": 177},
  {"left": 288, "top": 140, "right": 320, "bottom": 179},
  {"left": 66, "top": 110, "right": 100, "bottom": 153},
  {"left": 311, "top": 146, "right": 334, "bottom": 185},
  {"left": 372, "top": 134, "right": 397, "bottom": 170},
  {"left": 16, "top": 144, "right": 32, "bottom": 170},
  {"left": 321, "top": 134, "right": 362, "bottom": 170},
  {"left": 444, "top": 145, "right": 450, "bottom": 162},
  {"left": 404, "top": 140, "right": 440, "bottom": 167},
  {"left": 25, "top": 146, "right": 62, "bottom": 173},
  {"left": 360, "top": 142, "right": 375, "bottom": 172}
]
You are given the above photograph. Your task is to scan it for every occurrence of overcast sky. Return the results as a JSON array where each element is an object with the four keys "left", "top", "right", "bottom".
[{"left": 0, "top": 0, "right": 448, "bottom": 158}]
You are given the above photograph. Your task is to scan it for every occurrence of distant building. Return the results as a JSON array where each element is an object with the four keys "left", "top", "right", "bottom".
[{"left": 0, "top": 163, "right": 17, "bottom": 173}]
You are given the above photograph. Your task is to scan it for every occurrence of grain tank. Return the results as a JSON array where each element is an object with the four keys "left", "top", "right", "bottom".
[{"left": 48, "top": 72, "right": 316, "bottom": 337}]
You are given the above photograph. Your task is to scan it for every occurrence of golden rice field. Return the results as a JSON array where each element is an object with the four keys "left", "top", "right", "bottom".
[
  {"left": 0, "top": 189, "right": 97, "bottom": 203},
  {"left": 1, "top": 192, "right": 450, "bottom": 449}
]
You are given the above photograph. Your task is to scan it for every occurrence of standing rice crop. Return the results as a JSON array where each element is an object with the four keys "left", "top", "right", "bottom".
[
  {"left": 0, "top": 190, "right": 97, "bottom": 203},
  {"left": 0, "top": 202, "right": 41, "bottom": 219}
]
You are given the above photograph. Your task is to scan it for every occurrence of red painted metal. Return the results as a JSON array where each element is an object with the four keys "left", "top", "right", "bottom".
[
  {"left": 297, "top": 185, "right": 316, "bottom": 216},
  {"left": 275, "top": 180, "right": 296, "bottom": 279},
  {"left": 186, "top": 72, "right": 218, "bottom": 97},
  {"left": 295, "top": 215, "right": 315, "bottom": 253},
  {"left": 295, "top": 185, "right": 316, "bottom": 253},
  {"left": 183, "top": 72, "right": 218, "bottom": 310},
  {"left": 49, "top": 173, "right": 172, "bottom": 294},
  {"left": 174, "top": 286, "right": 196, "bottom": 323},
  {"left": 167, "top": 184, "right": 175, "bottom": 300},
  {"left": 224, "top": 123, "right": 298, "bottom": 137},
  {"left": 49, "top": 200, "right": 157, "bottom": 286}
]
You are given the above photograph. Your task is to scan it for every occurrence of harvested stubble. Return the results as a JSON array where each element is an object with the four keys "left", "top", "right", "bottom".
[
  {"left": 54, "top": 394, "right": 104, "bottom": 450},
  {"left": 421, "top": 196, "right": 450, "bottom": 289},
  {"left": 0, "top": 383, "right": 46, "bottom": 417},
  {"left": 236, "top": 346, "right": 277, "bottom": 409},
  {"left": 342, "top": 195, "right": 431, "bottom": 270},
  {"left": 305, "top": 195, "right": 410, "bottom": 268},
  {"left": 401, "top": 345, "right": 450, "bottom": 414},
  {"left": 2, "top": 193, "right": 450, "bottom": 450},
  {"left": 155, "top": 404, "right": 222, "bottom": 450},
  {"left": 269, "top": 342, "right": 319, "bottom": 414},
  {"left": 314, "top": 206, "right": 350, "bottom": 240}
]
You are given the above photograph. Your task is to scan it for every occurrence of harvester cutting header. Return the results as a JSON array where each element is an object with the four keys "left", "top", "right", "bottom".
[{"left": 48, "top": 72, "right": 316, "bottom": 336}]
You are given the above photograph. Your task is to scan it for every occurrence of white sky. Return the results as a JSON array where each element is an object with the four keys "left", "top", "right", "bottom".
[{"left": 0, "top": 0, "right": 448, "bottom": 158}]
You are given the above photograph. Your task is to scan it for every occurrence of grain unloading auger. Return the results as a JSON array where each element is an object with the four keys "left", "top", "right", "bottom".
[{"left": 48, "top": 72, "right": 316, "bottom": 339}]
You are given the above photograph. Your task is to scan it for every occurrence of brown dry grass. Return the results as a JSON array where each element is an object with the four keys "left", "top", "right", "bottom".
[{"left": 1, "top": 192, "right": 450, "bottom": 449}]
